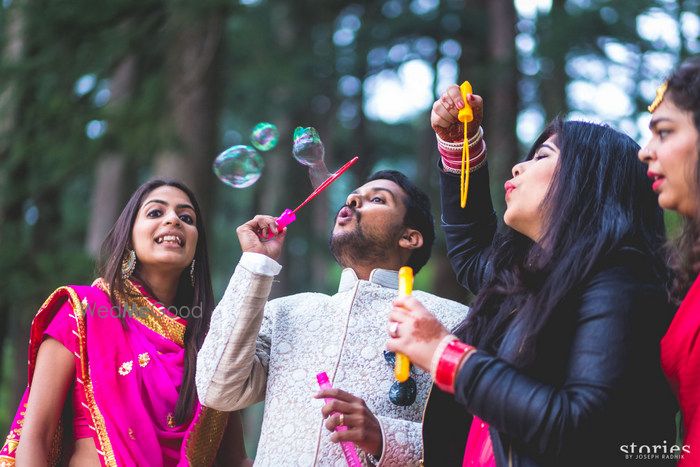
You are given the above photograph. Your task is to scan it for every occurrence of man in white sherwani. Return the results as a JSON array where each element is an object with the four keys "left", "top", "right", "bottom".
[{"left": 196, "top": 170, "right": 468, "bottom": 466}]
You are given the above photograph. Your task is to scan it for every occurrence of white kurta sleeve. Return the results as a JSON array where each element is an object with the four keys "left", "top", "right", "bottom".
[
  {"left": 195, "top": 253, "right": 281, "bottom": 411},
  {"left": 371, "top": 415, "right": 423, "bottom": 466}
]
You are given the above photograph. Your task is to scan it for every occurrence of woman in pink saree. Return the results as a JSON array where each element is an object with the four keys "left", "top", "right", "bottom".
[{"left": 0, "top": 180, "right": 249, "bottom": 466}]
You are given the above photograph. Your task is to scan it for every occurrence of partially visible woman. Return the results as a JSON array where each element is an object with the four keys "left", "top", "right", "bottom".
[
  {"left": 387, "top": 88, "right": 678, "bottom": 465},
  {"left": 0, "top": 180, "right": 249, "bottom": 466},
  {"left": 639, "top": 55, "right": 700, "bottom": 467}
]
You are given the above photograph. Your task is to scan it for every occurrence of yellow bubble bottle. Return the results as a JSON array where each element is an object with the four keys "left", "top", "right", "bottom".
[{"left": 394, "top": 266, "right": 414, "bottom": 383}]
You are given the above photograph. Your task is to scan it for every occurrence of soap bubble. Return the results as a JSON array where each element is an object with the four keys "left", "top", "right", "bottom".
[
  {"left": 213, "top": 145, "right": 264, "bottom": 188},
  {"left": 292, "top": 127, "right": 325, "bottom": 166},
  {"left": 309, "top": 164, "right": 332, "bottom": 189},
  {"left": 250, "top": 122, "right": 279, "bottom": 151}
]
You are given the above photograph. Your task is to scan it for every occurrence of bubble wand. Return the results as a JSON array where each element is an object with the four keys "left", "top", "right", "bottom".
[
  {"left": 265, "top": 156, "right": 359, "bottom": 238},
  {"left": 316, "top": 372, "right": 363, "bottom": 467},
  {"left": 394, "top": 266, "right": 413, "bottom": 383},
  {"left": 458, "top": 81, "right": 474, "bottom": 208}
]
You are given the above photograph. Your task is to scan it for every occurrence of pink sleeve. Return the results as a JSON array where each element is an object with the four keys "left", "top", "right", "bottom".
[{"left": 43, "top": 300, "right": 79, "bottom": 354}]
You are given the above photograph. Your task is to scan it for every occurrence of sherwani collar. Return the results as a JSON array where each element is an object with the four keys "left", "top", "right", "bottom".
[{"left": 338, "top": 268, "right": 399, "bottom": 293}]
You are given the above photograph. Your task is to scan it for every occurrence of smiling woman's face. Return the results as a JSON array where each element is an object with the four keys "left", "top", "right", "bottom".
[
  {"left": 503, "top": 135, "right": 561, "bottom": 242},
  {"left": 131, "top": 186, "right": 198, "bottom": 275}
]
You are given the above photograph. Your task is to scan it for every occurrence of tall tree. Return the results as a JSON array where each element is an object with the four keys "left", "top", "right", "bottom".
[
  {"left": 85, "top": 55, "right": 137, "bottom": 256},
  {"left": 153, "top": 6, "right": 225, "bottom": 217},
  {"left": 483, "top": 0, "right": 519, "bottom": 212},
  {"left": 538, "top": 0, "right": 569, "bottom": 121},
  {"left": 0, "top": 0, "right": 25, "bottom": 415}
]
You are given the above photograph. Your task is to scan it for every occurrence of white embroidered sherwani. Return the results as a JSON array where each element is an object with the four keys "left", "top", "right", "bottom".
[{"left": 196, "top": 253, "right": 468, "bottom": 466}]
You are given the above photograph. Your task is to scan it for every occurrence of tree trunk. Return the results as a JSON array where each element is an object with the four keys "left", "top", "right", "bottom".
[
  {"left": 539, "top": 0, "right": 568, "bottom": 121},
  {"left": 85, "top": 55, "right": 137, "bottom": 256},
  {"left": 484, "top": 0, "right": 519, "bottom": 214},
  {"left": 0, "top": 1, "right": 24, "bottom": 427},
  {"left": 0, "top": 1, "right": 24, "bottom": 232},
  {"left": 153, "top": 12, "right": 224, "bottom": 219}
]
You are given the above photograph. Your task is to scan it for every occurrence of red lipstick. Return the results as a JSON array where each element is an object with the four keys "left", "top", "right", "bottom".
[
  {"left": 504, "top": 181, "right": 516, "bottom": 199},
  {"left": 647, "top": 171, "right": 665, "bottom": 192}
]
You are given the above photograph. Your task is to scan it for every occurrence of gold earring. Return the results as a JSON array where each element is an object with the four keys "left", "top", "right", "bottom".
[
  {"left": 121, "top": 249, "right": 136, "bottom": 279},
  {"left": 189, "top": 259, "right": 196, "bottom": 287}
]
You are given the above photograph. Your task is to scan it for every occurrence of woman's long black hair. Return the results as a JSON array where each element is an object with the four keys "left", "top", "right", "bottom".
[
  {"left": 455, "top": 119, "right": 667, "bottom": 367},
  {"left": 97, "top": 179, "right": 214, "bottom": 424}
]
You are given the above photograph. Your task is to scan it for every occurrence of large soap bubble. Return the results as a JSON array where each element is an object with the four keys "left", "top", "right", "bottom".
[
  {"left": 292, "top": 127, "right": 325, "bottom": 166},
  {"left": 292, "top": 126, "right": 333, "bottom": 189},
  {"left": 250, "top": 122, "right": 279, "bottom": 151},
  {"left": 213, "top": 145, "right": 264, "bottom": 188}
]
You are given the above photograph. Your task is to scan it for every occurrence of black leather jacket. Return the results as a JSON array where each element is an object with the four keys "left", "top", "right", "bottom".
[{"left": 422, "top": 166, "right": 677, "bottom": 466}]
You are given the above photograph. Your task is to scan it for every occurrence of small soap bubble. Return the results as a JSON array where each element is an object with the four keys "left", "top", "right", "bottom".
[
  {"left": 213, "top": 145, "right": 264, "bottom": 188},
  {"left": 292, "top": 127, "right": 325, "bottom": 167},
  {"left": 250, "top": 122, "right": 279, "bottom": 151}
]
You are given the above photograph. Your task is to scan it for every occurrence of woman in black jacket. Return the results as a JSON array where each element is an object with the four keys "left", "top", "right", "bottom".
[{"left": 386, "top": 87, "right": 677, "bottom": 466}]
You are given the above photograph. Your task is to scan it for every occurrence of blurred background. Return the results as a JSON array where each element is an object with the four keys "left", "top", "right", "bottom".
[{"left": 0, "top": 0, "right": 697, "bottom": 456}]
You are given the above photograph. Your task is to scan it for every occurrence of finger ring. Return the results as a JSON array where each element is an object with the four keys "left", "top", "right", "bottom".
[
  {"left": 338, "top": 413, "right": 345, "bottom": 426},
  {"left": 389, "top": 321, "right": 399, "bottom": 338}
]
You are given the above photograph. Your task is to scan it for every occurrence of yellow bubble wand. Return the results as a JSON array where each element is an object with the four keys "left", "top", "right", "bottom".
[
  {"left": 394, "top": 266, "right": 413, "bottom": 382},
  {"left": 458, "top": 81, "right": 474, "bottom": 208}
]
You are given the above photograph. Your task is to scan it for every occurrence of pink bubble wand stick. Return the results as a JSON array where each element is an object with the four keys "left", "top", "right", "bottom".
[
  {"left": 265, "top": 156, "right": 359, "bottom": 238},
  {"left": 316, "top": 372, "right": 363, "bottom": 467}
]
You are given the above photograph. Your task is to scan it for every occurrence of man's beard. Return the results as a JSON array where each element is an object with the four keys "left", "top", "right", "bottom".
[{"left": 329, "top": 208, "right": 403, "bottom": 268}]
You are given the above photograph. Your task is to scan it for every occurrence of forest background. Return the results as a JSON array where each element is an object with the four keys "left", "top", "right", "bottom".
[{"left": 0, "top": 0, "right": 697, "bottom": 455}]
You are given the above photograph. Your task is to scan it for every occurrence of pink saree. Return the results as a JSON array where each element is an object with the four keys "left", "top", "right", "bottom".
[{"left": 0, "top": 278, "right": 228, "bottom": 466}]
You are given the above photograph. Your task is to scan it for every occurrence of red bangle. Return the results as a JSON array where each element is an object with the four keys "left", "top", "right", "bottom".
[
  {"left": 441, "top": 150, "right": 486, "bottom": 171},
  {"left": 434, "top": 340, "right": 475, "bottom": 394},
  {"left": 439, "top": 140, "right": 486, "bottom": 166},
  {"left": 440, "top": 145, "right": 487, "bottom": 175}
]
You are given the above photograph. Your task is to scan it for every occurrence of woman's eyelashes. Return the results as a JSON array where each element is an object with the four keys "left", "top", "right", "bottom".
[{"left": 145, "top": 209, "right": 195, "bottom": 224}]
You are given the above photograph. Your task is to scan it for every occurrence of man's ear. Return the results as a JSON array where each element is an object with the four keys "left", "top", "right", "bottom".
[{"left": 398, "top": 228, "right": 423, "bottom": 251}]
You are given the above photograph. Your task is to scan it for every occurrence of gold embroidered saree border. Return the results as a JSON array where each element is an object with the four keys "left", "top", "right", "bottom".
[
  {"left": 0, "top": 286, "right": 118, "bottom": 467},
  {"left": 63, "top": 287, "right": 118, "bottom": 467},
  {"left": 184, "top": 407, "right": 229, "bottom": 465},
  {"left": 1, "top": 409, "right": 21, "bottom": 462},
  {"left": 2, "top": 280, "right": 187, "bottom": 466},
  {"left": 93, "top": 278, "right": 185, "bottom": 347}
]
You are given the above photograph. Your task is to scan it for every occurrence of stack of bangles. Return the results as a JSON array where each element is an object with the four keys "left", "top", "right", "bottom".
[
  {"left": 436, "top": 126, "right": 487, "bottom": 174},
  {"left": 430, "top": 335, "right": 477, "bottom": 394}
]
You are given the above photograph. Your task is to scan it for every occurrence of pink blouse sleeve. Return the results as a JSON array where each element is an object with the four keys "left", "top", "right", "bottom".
[{"left": 43, "top": 300, "right": 79, "bottom": 354}]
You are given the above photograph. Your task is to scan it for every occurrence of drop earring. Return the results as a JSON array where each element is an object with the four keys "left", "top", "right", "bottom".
[{"left": 121, "top": 249, "right": 136, "bottom": 279}]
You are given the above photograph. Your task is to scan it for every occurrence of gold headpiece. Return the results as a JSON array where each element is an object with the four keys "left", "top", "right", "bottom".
[{"left": 648, "top": 82, "right": 668, "bottom": 113}]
